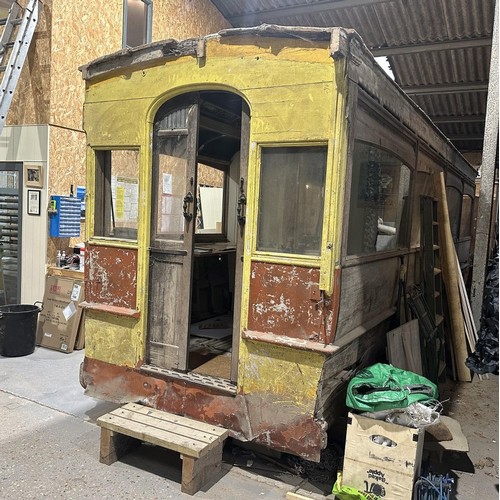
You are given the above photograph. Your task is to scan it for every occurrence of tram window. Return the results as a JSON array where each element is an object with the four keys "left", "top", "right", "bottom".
[
  {"left": 94, "top": 149, "right": 139, "bottom": 240},
  {"left": 347, "top": 142, "right": 411, "bottom": 255},
  {"left": 257, "top": 146, "right": 326, "bottom": 256},
  {"left": 460, "top": 194, "right": 473, "bottom": 238},
  {"left": 446, "top": 186, "right": 462, "bottom": 241}
]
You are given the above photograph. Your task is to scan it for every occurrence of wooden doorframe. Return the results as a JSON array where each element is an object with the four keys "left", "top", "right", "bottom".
[{"left": 230, "top": 102, "right": 249, "bottom": 383}]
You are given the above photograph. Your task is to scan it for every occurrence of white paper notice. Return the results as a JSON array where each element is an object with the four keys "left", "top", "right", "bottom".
[
  {"left": 71, "top": 284, "right": 81, "bottom": 301},
  {"left": 62, "top": 301, "right": 77, "bottom": 321},
  {"left": 163, "top": 173, "right": 173, "bottom": 194}
]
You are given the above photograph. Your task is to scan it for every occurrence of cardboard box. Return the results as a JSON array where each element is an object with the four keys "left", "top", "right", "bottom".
[
  {"left": 342, "top": 413, "right": 424, "bottom": 499},
  {"left": 36, "top": 275, "right": 85, "bottom": 353}
]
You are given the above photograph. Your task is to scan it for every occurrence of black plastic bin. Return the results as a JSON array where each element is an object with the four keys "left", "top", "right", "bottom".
[{"left": 0, "top": 302, "right": 43, "bottom": 357}]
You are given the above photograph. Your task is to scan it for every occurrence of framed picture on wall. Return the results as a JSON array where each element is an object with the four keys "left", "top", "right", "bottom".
[
  {"left": 25, "top": 164, "right": 43, "bottom": 188},
  {"left": 27, "top": 189, "right": 41, "bottom": 216}
]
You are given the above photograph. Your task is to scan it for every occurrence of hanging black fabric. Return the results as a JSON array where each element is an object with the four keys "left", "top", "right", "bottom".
[{"left": 466, "top": 249, "right": 499, "bottom": 375}]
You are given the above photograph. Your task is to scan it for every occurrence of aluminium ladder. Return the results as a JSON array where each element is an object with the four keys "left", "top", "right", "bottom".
[{"left": 0, "top": 0, "right": 39, "bottom": 135}]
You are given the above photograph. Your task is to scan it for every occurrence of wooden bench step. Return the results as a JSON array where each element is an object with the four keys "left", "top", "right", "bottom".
[
  {"left": 96, "top": 403, "right": 229, "bottom": 495},
  {"left": 97, "top": 402, "right": 227, "bottom": 458}
]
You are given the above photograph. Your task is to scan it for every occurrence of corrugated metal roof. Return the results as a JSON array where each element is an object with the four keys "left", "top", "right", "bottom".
[
  {"left": 392, "top": 46, "right": 491, "bottom": 86},
  {"left": 210, "top": 0, "right": 495, "bottom": 155}
]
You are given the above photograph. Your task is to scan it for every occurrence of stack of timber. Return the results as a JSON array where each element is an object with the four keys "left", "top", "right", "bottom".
[{"left": 455, "top": 252, "right": 487, "bottom": 380}]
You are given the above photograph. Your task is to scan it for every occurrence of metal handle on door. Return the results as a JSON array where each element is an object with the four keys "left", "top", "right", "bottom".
[
  {"left": 237, "top": 177, "right": 246, "bottom": 225},
  {"left": 183, "top": 191, "right": 194, "bottom": 222}
]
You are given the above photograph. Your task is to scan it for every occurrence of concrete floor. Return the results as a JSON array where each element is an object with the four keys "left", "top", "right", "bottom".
[{"left": 0, "top": 346, "right": 498, "bottom": 499}]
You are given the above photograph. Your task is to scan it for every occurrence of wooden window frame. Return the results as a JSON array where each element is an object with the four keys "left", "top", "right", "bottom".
[
  {"left": 122, "top": 0, "right": 152, "bottom": 49},
  {"left": 94, "top": 148, "right": 140, "bottom": 241}
]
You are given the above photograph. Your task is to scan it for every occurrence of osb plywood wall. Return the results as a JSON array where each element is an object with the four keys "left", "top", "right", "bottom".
[
  {"left": 50, "top": 0, "right": 123, "bottom": 129},
  {"left": 51, "top": 0, "right": 229, "bottom": 131},
  {"left": 48, "top": 0, "right": 123, "bottom": 260},
  {"left": 153, "top": 0, "right": 230, "bottom": 40},
  {"left": 198, "top": 163, "right": 224, "bottom": 187}
]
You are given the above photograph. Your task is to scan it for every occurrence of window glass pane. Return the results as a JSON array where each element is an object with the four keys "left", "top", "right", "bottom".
[
  {"left": 460, "top": 195, "right": 473, "bottom": 238},
  {"left": 446, "top": 187, "right": 462, "bottom": 240},
  {"left": 125, "top": 0, "right": 150, "bottom": 48},
  {"left": 155, "top": 136, "right": 187, "bottom": 241},
  {"left": 196, "top": 163, "right": 225, "bottom": 235},
  {"left": 95, "top": 150, "right": 139, "bottom": 240},
  {"left": 257, "top": 146, "right": 327, "bottom": 256},
  {"left": 347, "top": 142, "right": 411, "bottom": 255}
]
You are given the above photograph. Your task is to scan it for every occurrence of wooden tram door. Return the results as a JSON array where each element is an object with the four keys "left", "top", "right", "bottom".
[
  {"left": 148, "top": 99, "right": 199, "bottom": 370},
  {"left": 148, "top": 92, "right": 247, "bottom": 383}
]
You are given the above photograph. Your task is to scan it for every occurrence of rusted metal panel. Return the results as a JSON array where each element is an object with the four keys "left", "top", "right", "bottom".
[
  {"left": 82, "top": 357, "right": 325, "bottom": 461},
  {"left": 86, "top": 245, "right": 137, "bottom": 309},
  {"left": 248, "top": 262, "right": 336, "bottom": 343}
]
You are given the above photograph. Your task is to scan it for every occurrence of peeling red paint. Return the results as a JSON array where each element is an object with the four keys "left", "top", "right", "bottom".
[
  {"left": 325, "top": 267, "right": 342, "bottom": 344},
  {"left": 86, "top": 245, "right": 137, "bottom": 309},
  {"left": 82, "top": 357, "right": 325, "bottom": 461},
  {"left": 248, "top": 262, "right": 335, "bottom": 343}
]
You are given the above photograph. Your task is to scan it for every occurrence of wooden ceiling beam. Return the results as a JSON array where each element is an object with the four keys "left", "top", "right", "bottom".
[
  {"left": 448, "top": 135, "right": 484, "bottom": 141},
  {"left": 371, "top": 37, "right": 492, "bottom": 56},
  {"left": 200, "top": 116, "right": 240, "bottom": 139},
  {"left": 431, "top": 115, "right": 486, "bottom": 124},
  {"left": 404, "top": 82, "right": 489, "bottom": 95}
]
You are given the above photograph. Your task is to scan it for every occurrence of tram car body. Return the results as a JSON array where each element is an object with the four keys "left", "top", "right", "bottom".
[{"left": 79, "top": 25, "right": 476, "bottom": 461}]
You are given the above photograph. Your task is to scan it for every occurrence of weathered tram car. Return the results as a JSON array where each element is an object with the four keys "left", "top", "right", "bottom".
[{"left": 79, "top": 25, "right": 477, "bottom": 461}]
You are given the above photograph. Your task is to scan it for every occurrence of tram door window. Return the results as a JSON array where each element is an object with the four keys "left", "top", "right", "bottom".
[
  {"left": 257, "top": 146, "right": 327, "bottom": 256},
  {"left": 347, "top": 141, "right": 411, "bottom": 255}
]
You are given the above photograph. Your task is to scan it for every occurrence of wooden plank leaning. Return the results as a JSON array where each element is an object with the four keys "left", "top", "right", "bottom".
[{"left": 434, "top": 172, "right": 471, "bottom": 382}]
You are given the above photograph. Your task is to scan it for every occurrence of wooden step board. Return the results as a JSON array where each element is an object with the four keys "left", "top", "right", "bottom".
[{"left": 97, "top": 402, "right": 229, "bottom": 495}]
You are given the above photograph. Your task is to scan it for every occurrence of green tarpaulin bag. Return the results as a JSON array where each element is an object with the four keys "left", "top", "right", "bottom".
[{"left": 346, "top": 363, "right": 438, "bottom": 412}]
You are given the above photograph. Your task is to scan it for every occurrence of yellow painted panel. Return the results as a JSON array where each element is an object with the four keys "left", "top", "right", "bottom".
[
  {"left": 206, "top": 37, "right": 333, "bottom": 64},
  {"left": 84, "top": 311, "right": 142, "bottom": 367},
  {"left": 330, "top": 59, "right": 350, "bottom": 274},
  {"left": 85, "top": 81, "right": 332, "bottom": 149},
  {"left": 319, "top": 58, "right": 349, "bottom": 293},
  {"left": 248, "top": 84, "right": 332, "bottom": 142},
  {"left": 238, "top": 340, "right": 324, "bottom": 412},
  {"left": 83, "top": 43, "right": 333, "bottom": 104},
  {"left": 84, "top": 100, "right": 151, "bottom": 146}
]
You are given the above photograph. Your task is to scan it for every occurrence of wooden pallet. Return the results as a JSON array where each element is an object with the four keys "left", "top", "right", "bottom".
[{"left": 97, "top": 402, "right": 229, "bottom": 495}]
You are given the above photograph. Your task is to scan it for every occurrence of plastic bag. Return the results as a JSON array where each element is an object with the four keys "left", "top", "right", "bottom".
[
  {"left": 332, "top": 472, "right": 380, "bottom": 500},
  {"left": 361, "top": 400, "right": 442, "bottom": 428},
  {"left": 346, "top": 363, "right": 438, "bottom": 412}
]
